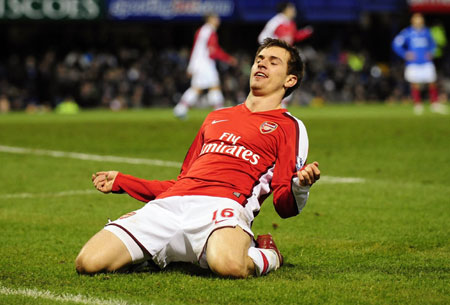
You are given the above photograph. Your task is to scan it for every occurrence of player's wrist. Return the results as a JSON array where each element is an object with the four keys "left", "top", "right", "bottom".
[
  {"left": 111, "top": 172, "right": 124, "bottom": 192},
  {"left": 292, "top": 176, "right": 311, "bottom": 191}
]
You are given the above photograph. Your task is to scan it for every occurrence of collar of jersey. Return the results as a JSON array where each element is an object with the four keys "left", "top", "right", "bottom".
[{"left": 241, "top": 102, "right": 287, "bottom": 114}]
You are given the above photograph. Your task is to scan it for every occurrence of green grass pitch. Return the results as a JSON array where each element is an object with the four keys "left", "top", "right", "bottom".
[{"left": 0, "top": 104, "right": 449, "bottom": 305}]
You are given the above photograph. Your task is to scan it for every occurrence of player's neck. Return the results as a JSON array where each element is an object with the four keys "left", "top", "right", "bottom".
[{"left": 245, "top": 93, "right": 283, "bottom": 112}]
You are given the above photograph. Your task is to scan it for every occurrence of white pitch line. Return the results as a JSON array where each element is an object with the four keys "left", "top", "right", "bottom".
[
  {"left": 0, "top": 145, "right": 182, "bottom": 168},
  {"left": 0, "top": 144, "right": 365, "bottom": 184},
  {"left": 0, "top": 286, "right": 144, "bottom": 305},
  {"left": 319, "top": 176, "right": 365, "bottom": 184},
  {"left": 0, "top": 189, "right": 97, "bottom": 199}
]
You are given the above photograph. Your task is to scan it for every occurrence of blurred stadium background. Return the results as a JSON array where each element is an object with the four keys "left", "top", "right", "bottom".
[{"left": 0, "top": 0, "right": 449, "bottom": 113}]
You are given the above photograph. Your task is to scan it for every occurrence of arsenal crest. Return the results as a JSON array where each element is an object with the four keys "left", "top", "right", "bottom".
[{"left": 260, "top": 121, "right": 278, "bottom": 134}]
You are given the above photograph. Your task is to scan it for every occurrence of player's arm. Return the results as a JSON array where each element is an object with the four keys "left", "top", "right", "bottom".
[
  {"left": 392, "top": 30, "right": 408, "bottom": 59},
  {"left": 271, "top": 121, "right": 319, "bottom": 218},
  {"left": 92, "top": 171, "right": 175, "bottom": 202},
  {"left": 426, "top": 29, "right": 437, "bottom": 60},
  {"left": 91, "top": 118, "right": 207, "bottom": 202},
  {"left": 294, "top": 26, "right": 313, "bottom": 42},
  {"left": 273, "top": 22, "right": 313, "bottom": 45},
  {"left": 207, "top": 32, "right": 237, "bottom": 66}
]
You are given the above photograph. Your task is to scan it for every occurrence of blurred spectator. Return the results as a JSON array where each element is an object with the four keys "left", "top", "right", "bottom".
[
  {"left": 55, "top": 96, "right": 80, "bottom": 114},
  {"left": 0, "top": 94, "right": 11, "bottom": 113}
]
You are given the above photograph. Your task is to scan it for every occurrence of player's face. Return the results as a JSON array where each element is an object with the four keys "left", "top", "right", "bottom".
[
  {"left": 209, "top": 15, "right": 220, "bottom": 28},
  {"left": 411, "top": 13, "right": 424, "bottom": 29},
  {"left": 250, "top": 46, "right": 297, "bottom": 97},
  {"left": 284, "top": 5, "right": 297, "bottom": 19}
]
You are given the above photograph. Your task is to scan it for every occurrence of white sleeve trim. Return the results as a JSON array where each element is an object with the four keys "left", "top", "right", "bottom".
[{"left": 291, "top": 177, "right": 310, "bottom": 213}]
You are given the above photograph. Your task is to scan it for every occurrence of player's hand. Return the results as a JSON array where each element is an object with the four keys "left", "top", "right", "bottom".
[
  {"left": 405, "top": 51, "right": 416, "bottom": 61},
  {"left": 229, "top": 56, "right": 238, "bottom": 67},
  {"left": 92, "top": 171, "right": 119, "bottom": 194},
  {"left": 297, "top": 161, "right": 320, "bottom": 186},
  {"left": 302, "top": 25, "right": 314, "bottom": 35}
]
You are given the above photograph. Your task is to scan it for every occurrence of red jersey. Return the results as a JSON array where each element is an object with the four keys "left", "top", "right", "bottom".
[
  {"left": 112, "top": 103, "right": 310, "bottom": 219},
  {"left": 258, "top": 13, "right": 313, "bottom": 45}
]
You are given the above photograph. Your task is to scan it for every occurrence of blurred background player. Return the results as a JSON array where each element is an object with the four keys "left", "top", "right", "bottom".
[
  {"left": 258, "top": 1, "right": 313, "bottom": 107},
  {"left": 392, "top": 13, "right": 447, "bottom": 115},
  {"left": 174, "top": 13, "right": 237, "bottom": 119},
  {"left": 258, "top": 1, "right": 313, "bottom": 46}
]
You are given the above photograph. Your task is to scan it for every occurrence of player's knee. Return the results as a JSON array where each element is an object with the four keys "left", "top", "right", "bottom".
[
  {"left": 75, "top": 253, "right": 106, "bottom": 275},
  {"left": 207, "top": 253, "right": 249, "bottom": 278}
]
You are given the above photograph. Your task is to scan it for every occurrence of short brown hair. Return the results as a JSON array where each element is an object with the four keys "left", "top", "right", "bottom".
[
  {"left": 277, "top": 1, "right": 295, "bottom": 13},
  {"left": 256, "top": 38, "right": 304, "bottom": 97},
  {"left": 204, "top": 12, "right": 218, "bottom": 22}
]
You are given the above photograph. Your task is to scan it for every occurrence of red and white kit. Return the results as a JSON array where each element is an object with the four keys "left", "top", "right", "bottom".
[
  {"left": 258, "top": 13, "right": 312, "bottom": 45},
  {"left": 188, "top": 23, "right": 234, "bottom": 89},
  {"left": 106, "top": 103, "right": 310, "bottom": 268}
]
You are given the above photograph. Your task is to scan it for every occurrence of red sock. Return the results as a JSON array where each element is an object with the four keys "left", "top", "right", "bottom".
[
  {"left": 429, "top": 85, "right": 439, "bottom": 104},
  {"left": 411, "top": 86, "right": 421, "bottom": 105}
]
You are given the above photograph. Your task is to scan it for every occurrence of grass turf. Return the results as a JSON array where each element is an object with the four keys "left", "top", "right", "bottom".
[{"left": 0, "top": 104, "right": 449, "bottom": 304}]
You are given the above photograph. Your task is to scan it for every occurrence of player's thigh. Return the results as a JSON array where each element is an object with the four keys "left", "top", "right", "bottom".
[{"left": 76, "top": 229, "right": 132, "bottom": 272}]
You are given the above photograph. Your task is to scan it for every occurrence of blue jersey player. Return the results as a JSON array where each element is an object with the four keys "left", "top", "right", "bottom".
[{"left": 392, "top": 13, "right": 447, "bottom": 115}]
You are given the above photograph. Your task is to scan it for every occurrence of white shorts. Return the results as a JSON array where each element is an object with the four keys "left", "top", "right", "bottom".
[
  {"left": 191, "top": 64, "right": 220, "bottom": 89},
  {"left": 104, "top": 196, "right": 254, "bottom": 269},
  {"left": 405, "top": 63, "right": 437, "bottom": 84}
]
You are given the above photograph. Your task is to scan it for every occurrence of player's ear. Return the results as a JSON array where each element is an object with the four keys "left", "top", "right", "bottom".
[{"left": 284, "top": 74, "right": 298, "bottom": 89}]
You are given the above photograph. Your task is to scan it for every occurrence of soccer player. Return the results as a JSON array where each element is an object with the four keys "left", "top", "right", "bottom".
[
  {"left": 258, "top": 1, "right": 313, "bottom": 46},
  {"left": 173, "top": 13, "right": 237, "bottom": 119},
  {"left": 76, "top": 38, "right": 320, "bottom": 278},
  {"left": 258, "top": 2, "right": 312, "bottom": 107},
  {"left": 392, "top": 13, "right": 447, "bottom": 115}
]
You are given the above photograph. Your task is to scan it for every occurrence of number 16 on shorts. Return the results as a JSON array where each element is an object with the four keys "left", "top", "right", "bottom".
[{"left": 212, "top": 208, "right": 235, "bottom": 225}]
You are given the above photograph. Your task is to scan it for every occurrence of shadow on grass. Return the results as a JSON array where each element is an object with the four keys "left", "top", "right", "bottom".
[{"left": 126, "top": 261, "right": 214, "bottom": 278}]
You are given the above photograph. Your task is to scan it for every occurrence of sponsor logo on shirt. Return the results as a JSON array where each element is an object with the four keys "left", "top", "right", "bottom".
[
  {"left": 199, "top": 132, "right": 261, "bottom": 165},
  {"left": 260, "top": 121, "right": 278, "bottom": 134}
]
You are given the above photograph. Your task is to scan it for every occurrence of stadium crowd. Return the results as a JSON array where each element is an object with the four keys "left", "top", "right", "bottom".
[{"left": 0, "top": 43, "right": 449, "bottom": 113}]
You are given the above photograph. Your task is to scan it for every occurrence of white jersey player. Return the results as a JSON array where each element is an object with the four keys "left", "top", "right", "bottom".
[
  {"left": 174, "top": 13, "right": 237, "bottom": 119},
  {"left": 76, "top": 38, "right": 320, "bottom": 278}
]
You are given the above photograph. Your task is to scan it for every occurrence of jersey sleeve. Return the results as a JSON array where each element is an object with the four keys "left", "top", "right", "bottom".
[
  {"left": 207, "top": 32, "right": 233, "bottom": 63},
  {"left": 426, "top": 29, "right": 437, "bottom": 55},
  {"left": 111, "top": 173, "right": 175, "bottom": 202},
  {"left": 294, "top": 26, "right": 313, "bottom": 42},
  {"left": 392, "top": 29, "right": 408, "bottom": 59},
  {"left": 271, "top": 117, "right": 309, "bottom": 218}
]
